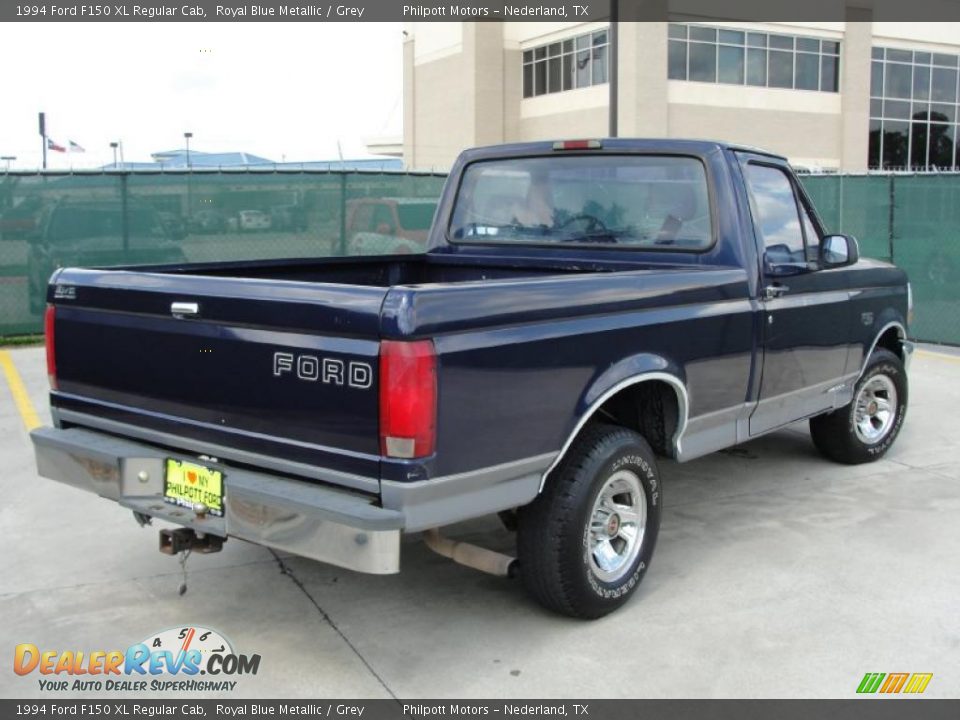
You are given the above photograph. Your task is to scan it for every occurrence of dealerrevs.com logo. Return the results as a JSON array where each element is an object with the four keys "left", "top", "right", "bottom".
[{"left": 13, "top": 626, "right": 261, "bottom": 693}]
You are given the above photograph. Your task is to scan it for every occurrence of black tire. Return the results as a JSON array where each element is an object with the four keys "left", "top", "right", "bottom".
[
  {"left": 517, "top": 424, "right": 661, "bottom": 619},
  {"left": 809, "top": 348, "right": 908, "bottom": 464}
]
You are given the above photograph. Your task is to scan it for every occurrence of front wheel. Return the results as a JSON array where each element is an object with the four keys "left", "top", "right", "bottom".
[
  {"left": 810, "top": 348, "right": 908, "bottom": 464},
  {"left": 517, "top": 424, "right": 661, "bottom": 619}
]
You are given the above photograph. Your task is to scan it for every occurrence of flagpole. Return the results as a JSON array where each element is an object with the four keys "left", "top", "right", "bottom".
[{"left": 39, "top": 112, "right": 47, "bottom": 170}]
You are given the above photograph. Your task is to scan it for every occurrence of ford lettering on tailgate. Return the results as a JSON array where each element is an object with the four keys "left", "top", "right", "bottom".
[{"left": 272, "top": 351, "right": 372, "bottom": 389}]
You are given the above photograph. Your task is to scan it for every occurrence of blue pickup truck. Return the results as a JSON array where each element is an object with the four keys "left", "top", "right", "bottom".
[{"left": 31, "top": 139, "right": 913, "bottom": 618}]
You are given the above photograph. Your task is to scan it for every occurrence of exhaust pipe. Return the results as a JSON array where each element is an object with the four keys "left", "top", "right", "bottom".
[{"left": 423, "top": 528, "right": 516, "bottom": 578}]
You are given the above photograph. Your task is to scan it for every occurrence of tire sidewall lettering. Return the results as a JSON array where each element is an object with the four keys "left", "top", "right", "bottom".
[
  {"left": 582, "top": 444, "right": 659, "bottom": 599},
  {"left": 850, "top": 363, "right": 907, "bottom": 455}
]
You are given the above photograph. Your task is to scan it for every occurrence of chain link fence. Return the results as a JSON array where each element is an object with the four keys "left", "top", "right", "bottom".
[
  {"left": 0, "top": 170, "right": 446, "bottom": 336},
  {"left": 801, "top": 172, "right": 960, "bottom": 345},
  {"left": 1, "top": 169, "right": 958, "bottom": 344}
]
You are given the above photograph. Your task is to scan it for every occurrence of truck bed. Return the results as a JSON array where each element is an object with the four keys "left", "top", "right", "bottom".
[{"left": 159, "top": 253, "right": 653, "bottom": 286}]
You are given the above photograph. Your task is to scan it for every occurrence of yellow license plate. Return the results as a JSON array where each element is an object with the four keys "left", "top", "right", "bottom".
[{"left": 163, "top": 459, "right": 224, "bottom": 517}]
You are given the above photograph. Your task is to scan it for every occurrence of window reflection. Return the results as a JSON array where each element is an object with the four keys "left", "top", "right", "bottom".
[
  {"left": 745, "top": 164, "right": 806, "bottom": 265},
  {"left": 871, "top": 47, "right": 960, "bottom": 169},
  {"left": 668, "top": 23, "right": 841, "bottom": 93},
  {"left": 523, "top": 29, "right": 609, "bottom": 98}
]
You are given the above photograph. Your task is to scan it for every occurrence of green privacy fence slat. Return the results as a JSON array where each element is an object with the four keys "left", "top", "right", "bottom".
[
  {"left": 2, "top": 170, "right": 958, "bottom": 345},
  {"left": 0, "top": 170, "right": 446, "bottom": 336},
  {"left": 801, "top": 173, "right": 960, "bottom": 345},
  {"left": 801, "top": 175, "right": 894, "bottom": 262}
]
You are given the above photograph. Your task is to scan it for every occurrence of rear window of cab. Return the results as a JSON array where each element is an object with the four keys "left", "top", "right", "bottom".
[{"left": 448, "top": 154, "right": 714, "bottom": 251}]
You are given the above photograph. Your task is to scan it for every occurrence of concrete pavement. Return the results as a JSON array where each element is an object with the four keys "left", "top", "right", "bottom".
[{"left": 1, "top": 345, "right": 958, "bottom": 699}]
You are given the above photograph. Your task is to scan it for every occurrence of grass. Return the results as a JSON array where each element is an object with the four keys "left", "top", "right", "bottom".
[{"left": 0, "top": 334, "right": 43, "bottom": 348}]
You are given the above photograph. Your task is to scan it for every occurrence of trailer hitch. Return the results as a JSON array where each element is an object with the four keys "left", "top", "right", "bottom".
[
  {"left": 158, "top": 528, "right": 225, "bottom": 595},
  {"left": 158, "top": 527, "right": 225, "bottom": 556}
]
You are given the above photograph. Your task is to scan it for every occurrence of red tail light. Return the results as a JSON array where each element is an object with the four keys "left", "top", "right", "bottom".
[
  {"left": 552, "top": 139, "right": 603, "bottom": 151},
  {"left": 379, "top": 340, "right": 436, "bottom": 459},
  {"left": 44, "top": 305, "right": 57, "bottom": 390}
]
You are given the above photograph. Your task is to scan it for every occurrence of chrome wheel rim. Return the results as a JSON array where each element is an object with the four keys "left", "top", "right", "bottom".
[
  {"left": 854, "top": 374, "right": 898, "bottom": 444},
  {"left": 587, "top": 469, "right": 647, "bottom": 583}
]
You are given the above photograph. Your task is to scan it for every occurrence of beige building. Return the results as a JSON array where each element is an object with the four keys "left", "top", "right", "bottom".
[{"left": 402, "top": 21, "right": 960, "bottom": 172}]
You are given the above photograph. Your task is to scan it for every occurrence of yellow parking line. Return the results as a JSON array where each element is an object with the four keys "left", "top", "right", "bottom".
[
  {"left": 0, "top": 350, "right": 41, "bottom": 432},
  {"left": 916, "top": 349, "right": 960, "bottom": 364}
]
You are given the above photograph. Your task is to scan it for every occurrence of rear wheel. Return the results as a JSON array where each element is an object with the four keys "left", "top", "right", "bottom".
[
  {"left": 810, "top": 348, "right": 908, "bottom": 464},
  {"left": 517, "top": 424, "right": 661, "bottom": 619}
]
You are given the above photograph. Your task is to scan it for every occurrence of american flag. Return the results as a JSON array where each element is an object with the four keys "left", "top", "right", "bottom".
[{"left": 69, "top": 140, "right": 85, "bottom": 153}]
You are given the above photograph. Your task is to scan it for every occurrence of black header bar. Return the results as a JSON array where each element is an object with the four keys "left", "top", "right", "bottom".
[
  {"left": 1, "top": 700, "right": 960, "bottom": 720},
  {"left": 4, "top": 0, "right": 960, "bottom": 22}
]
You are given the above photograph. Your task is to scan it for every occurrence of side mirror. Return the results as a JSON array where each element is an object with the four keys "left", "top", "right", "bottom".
[
  {"left": 763, "top": 243, "right": 814, "bottom": 275},
  {"left": 820, "top": 233, "right": 859, "bottom": 268}
]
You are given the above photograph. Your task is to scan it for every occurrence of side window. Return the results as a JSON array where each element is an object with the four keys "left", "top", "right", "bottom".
[
  {"left": 798, "top": 199, "right": 821, "bottom": 262},
  {"left": 744, "top": 163, "right": 806, "bottom": 265}
]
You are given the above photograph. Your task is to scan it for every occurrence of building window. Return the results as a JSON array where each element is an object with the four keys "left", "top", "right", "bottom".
[
  {"left": 668, "top": 23, "right": 840, "bottom": 93},
  {"left": 869, "top": 47, "right": 960, "bottom": 170},
  {"left": 522, "top": 29, "right": 609, "bottom": 98}
]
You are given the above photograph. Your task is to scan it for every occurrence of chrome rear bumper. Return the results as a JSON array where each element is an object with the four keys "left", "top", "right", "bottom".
[{"left": 30, "top": 426, "right": 402, "bottom": 574}]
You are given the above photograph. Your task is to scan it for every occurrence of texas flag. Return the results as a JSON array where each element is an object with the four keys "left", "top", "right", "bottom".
[
  {"left": 47, "top": 138, "right": 66, "bottom": 153},
  {"left": 69, "top": 140, "right": 85, "bottom": 153}
]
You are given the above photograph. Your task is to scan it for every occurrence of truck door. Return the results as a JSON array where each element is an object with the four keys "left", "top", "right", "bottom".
[{"left": 741, "top": 159, "right": 853, "bottom": 436}]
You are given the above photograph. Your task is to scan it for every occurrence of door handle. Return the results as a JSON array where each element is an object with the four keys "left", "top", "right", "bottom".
[
  {"left": 171, "top": 301, "right": 199, "bottom": 318},
  {"left": 763, "top": 284, "right": 789, "bottom": 300}
]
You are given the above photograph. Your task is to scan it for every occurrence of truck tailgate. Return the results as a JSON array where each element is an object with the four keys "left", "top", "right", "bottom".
[{"left": 49, "top": 268, "right": 385, "bottom": 486}]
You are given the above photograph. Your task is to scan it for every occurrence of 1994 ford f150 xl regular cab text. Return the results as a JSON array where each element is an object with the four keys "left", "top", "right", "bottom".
[{"left": 31, "top": 139, "right": 914, "bottom": 618}]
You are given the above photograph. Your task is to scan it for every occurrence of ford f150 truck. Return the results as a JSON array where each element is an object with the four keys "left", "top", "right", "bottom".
[{"left": 31, "top": 139, "right": 913, "bottom": 618}]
